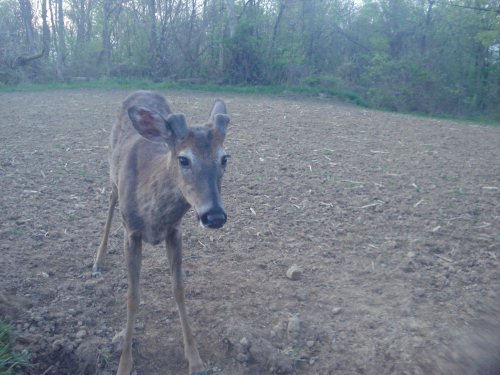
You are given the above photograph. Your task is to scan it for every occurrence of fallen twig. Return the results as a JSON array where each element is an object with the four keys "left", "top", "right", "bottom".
[
  {"left": 342, "top": 179, "right": 364, "bottom": 185},
  {"left": 41, "top": 365, "right": 55, "bottom": 375},
  {"left": 360, "top": 201, "right": 383, "bottom": 209},
  {"left": 435, "top": 254, "right": 452, "bottom": 263},
  {"left": 319, "top": 202, "right": 333, "bottom": 207}
]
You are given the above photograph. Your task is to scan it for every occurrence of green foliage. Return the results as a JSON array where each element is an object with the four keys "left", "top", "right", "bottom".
[
  {"left": 0, "top": 322, "right": 30, "bottom": 374},
  {"left": 300, "top": 75, "right": 342, "bottom": 90},
  {"left": 360, "top": 53, "right": 441, "bottom": 113},
  {"left": 0, "top": 0, "right": 498, "bottom": 120},
  {"left": 0, "top": 77, "right": 367, "bottom": 106},
  {"left": 224, "top": 16, "right": 267, "bottom": 84}
]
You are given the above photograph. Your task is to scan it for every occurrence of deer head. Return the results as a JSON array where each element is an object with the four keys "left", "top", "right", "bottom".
[{"left": 127, "top": 100, "right": 230, "bottom": 229}]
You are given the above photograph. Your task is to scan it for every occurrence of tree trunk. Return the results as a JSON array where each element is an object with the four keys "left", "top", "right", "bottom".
[
  {"left": 270, "top": 0, "right": 286, "bottom": 55},
  {"left": 41, "top": 0, "right": 50, "bottom": 58},
  {"left": 102, "top": 0, "right": 112, "bottom": 77},
  {"left": 226, "top": 0, "right": 236, "bottom": 38},
  {"left": 18, "top": 0, "right": 35, "bottom": 52},
  {"left": 12, "top": 50, "right": 44, "bottom": 68},
  {"left": 218, "top": 0, "right": 226, "bottom": 78},
  {"left": 56, "top": 0, "right": 65, "bottom": 81},
  {"left": 420, "top": 0, "right": 435, "bottom": 54},
  {"left": 301, "top": 0, "right": 315, "bottom": 62},
  {"left": 148, "top": 0, "right": 158, "bottom": 78},
  {"left": 75, "top": 0, "right": 86, "bottom": 49}
]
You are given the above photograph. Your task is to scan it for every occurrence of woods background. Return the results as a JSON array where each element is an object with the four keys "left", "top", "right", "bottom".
[{"left": 0, "top": 0, "right": 499, "bottom": 119}]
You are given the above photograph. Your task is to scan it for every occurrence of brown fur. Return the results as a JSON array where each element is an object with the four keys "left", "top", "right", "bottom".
[{"left": 93, "top": 91, "right": 230, "bottom": 375}]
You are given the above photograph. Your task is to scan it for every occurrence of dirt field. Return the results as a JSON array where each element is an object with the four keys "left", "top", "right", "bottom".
[{"left": 1, "top": 89, "right": 499, "bottom": 375}]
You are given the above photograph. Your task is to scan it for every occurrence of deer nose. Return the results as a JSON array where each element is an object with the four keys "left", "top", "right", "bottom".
[{"left": 200, "top": 209, "right": 227, "bottom": 229}]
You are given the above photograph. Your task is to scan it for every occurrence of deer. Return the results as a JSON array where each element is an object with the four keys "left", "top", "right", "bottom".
[{"left": 92, "top": 91, "right": 230, "bottom": 375}]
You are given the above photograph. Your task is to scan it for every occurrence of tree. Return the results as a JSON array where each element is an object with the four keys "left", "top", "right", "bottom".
[
  {"left": 18, "top": 0, "right": 35, "bottom": 52},
  {"left": 41, "top": 0, "right": 51, "bottom": 59},
  {"left": 0, "top": 0, "right": 497, "bottom": 119},
  {"left": 102, "top": 0, "right": 113, "bottom": 77},
  {"left": 56, "top": 0, "right": 66, "bottom": 81},
  {"left": 148, "top": 0, "right": 159, "bottom": 78}
]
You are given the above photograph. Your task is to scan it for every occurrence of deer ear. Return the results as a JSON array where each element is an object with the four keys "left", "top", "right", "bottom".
[
  {"left": 209, "top": 99, "right": 229, "bottom": 136},
  {"left": 128, "top": 106, "right": 171, "bottom": 143},
  {"left": 213, "top": 113, "right": 230, "bottom": 136},
  {"left": 128, "top": 106, "right": 188, "bottom": 144},
  {"left": 165, "top": 113, "right": 189, "bottom": 141},
  {"left": 210, "top": 99, "right": 227, "bottom": 119}
]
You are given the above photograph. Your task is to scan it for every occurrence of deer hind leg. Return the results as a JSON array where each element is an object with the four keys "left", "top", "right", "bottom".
[
  {"left": 93, "top": 185, "right": 118, "bottom": 274},
  {"left": 166, "top": 227, "right": 206, "bottom": 375},
  {"left": 117, "top": 230, "right": 143, "bottom": 375}
]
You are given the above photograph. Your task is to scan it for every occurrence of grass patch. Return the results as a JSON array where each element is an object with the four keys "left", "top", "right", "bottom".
[
  {"left": 1, "top": 78, "right": 497, "bottom": 124},
  {"left": 0, "top": 78, "right": 368, "bottom": 107},
  {"left": 399, "top": 109, "right": 500, "bottom": 127},
  {"left": 0, "top": 321, "right": 30, "bottom": 374}
]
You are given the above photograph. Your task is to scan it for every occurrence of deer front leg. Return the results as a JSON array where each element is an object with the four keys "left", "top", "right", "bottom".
[
  {"left": 93, "top": 186, "right": 118, "bottom": 274},
  {"left": 117, "top": 231, "right": 142, "bottom": 375},
  {"left": 166, "top": 227, "right": 206, "bottom": 375}
]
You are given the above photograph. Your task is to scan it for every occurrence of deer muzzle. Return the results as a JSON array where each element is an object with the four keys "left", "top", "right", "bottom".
[{"left": 199, "top": 207, "right": 227, "bottom": 229}]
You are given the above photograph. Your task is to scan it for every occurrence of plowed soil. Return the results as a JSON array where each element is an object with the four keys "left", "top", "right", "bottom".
[{"left": 1, "top": 89, "right": 499, "bottom": 375}]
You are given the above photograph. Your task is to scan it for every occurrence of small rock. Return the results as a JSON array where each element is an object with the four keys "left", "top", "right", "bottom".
[
  {"left": 52, "top": 338, "right": 74, "bottom": 353},
  {"left": 239, "top": 337, "right": 250, "bottom": 352},
  {"left": 306, "top": 340, "right": 315, "bottom": 348},
  {"left": 52, "top": 339, "right": 65, "bottom": 351},
  {"left": 236, "top": 352, "right": 250, "bottom": 363},
  {"left": 402, "top": 261, "right": 416, "bottom": 273},
  {"left": 84, "top": 278, "right": 103, "bottom": 289},
  {"left": 287, "top": 316, "right": 302, "bottom": 341},
  {"left": 17, "top": 334, "right": 36, "bottom": 345},
  {"left": 112, "top": 330, "right": 125, "bottom": 353},
  {"left": 415, "top": 288, "right": 426, "bottom": 298},
  {"left": 295, "top": 288, "right": 308, "bottom": 301},
  {"left": 332, "top": 307, "right": 343, "bottom": 315},
  {"left": 76, "top": 329, "right": 87, "bottom": 339},
  {"left": 286, "top": 264, "right": 303, "bottom": 280},
  {"left": 406, "top": 318, "right": 421, "bottom": 332},
  {"left": 44, "top": 323, "right": 55, "bottom": 334}
]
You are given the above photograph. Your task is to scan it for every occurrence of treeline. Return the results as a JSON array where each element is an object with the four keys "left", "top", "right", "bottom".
[{"left": 1, "top": 0, "right": 499, "bottom": 118}]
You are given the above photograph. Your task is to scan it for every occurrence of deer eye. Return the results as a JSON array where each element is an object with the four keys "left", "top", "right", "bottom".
[
  {"left": 178, "top": 156, "right": 190, "bottom": 168},
  {"left": 221, "top": 155, "right": 230, "bottom": 167}
]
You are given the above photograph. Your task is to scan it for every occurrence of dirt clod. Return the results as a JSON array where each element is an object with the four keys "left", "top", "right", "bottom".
[{"left": 286, "top": 264, "right": 303, "bottom": 280}]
